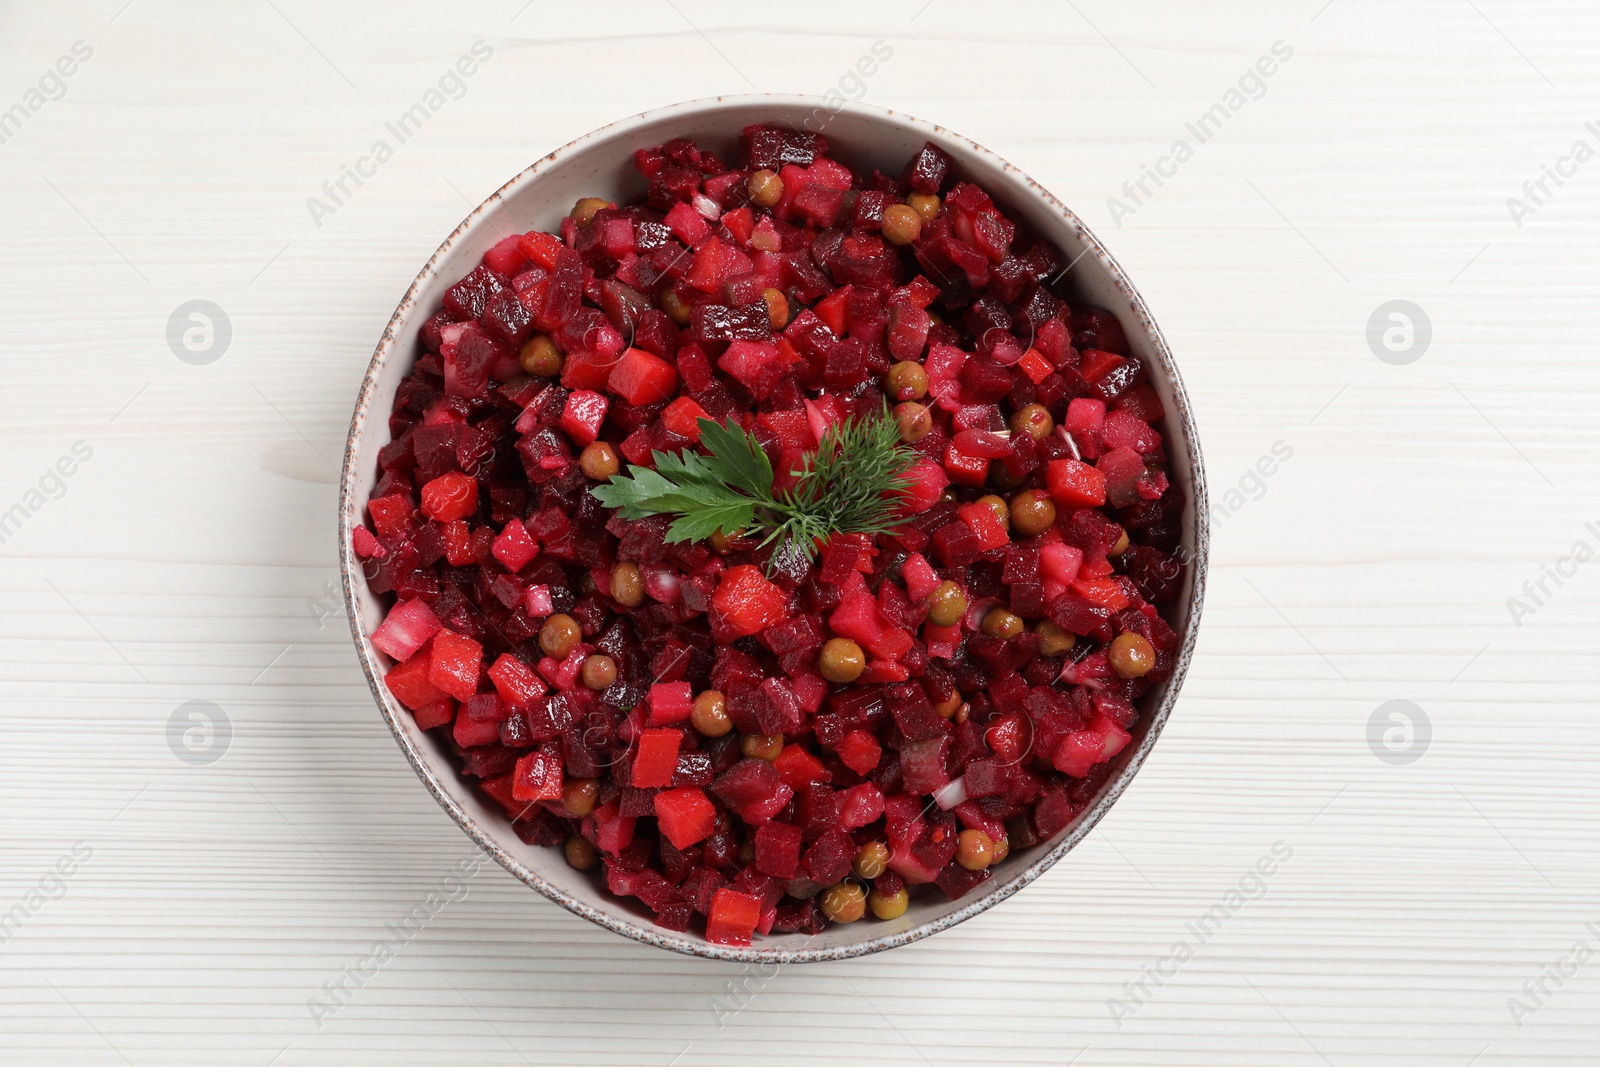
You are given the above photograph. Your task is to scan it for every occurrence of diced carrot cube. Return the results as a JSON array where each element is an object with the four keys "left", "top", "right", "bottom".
[
  {"left": 712, "top": 565, "right": 787, "bottom": 637},
  {"left": 491, "top": 520, "right": 539, "bottom": 572},
  {"left": 427, "top": 630, "right": 483, "bottom": 701},
  {"left": 661, "top": 396, "right": 710, "bottom": 440},
  {"left": 706, "top": 887, "right": 762, "bottom": 946},
  {"left": 1046, "top": 459, "right": 1107, "bottom": 507},
  {"left": 646, "top": 681, "right": 694, "bottom": 726},
  {"left": 487, "top": 653, "right": 546, "bottom": 706},
  {"left": 559, "top": 389, "right": 609, "bottom": 446},
  {"left": 511, "top": 749, "right": 564, "bottom": 801},
  {"left": 958, "top": 502, "right": 1010, "bottom": 552},
  {"left": 654, "top": 787, "right": 717, "bottom": 850},
  {"left": 1018, "top": 348, "right": 1053, "bottom": 384},
  {"left": 608, "top": 347, "right": 679, "bottom": 405},
  {"left": 420, "top": 472, "right": 478, "bottom": 522},
  {"left": 631, "top": 729, "right": 682, "bottom": 788},
  {"left": 385, "top": 649, "right": 447, "bottom": 711}
]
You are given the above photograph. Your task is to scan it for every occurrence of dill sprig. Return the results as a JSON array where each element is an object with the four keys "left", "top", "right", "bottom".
[{"left": 590, "top": 407, "right": 916, "bottom": 572}]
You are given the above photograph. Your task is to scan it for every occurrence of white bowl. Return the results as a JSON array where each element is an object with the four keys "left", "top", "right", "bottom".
[{"left": 340, "top": 94, "right": 1208, "bottom": 962}]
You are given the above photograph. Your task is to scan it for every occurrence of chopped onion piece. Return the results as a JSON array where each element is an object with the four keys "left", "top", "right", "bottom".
[
  {"left": 964, "top": 596, "right": 1001, "bottom": 633},
  {"left": 1058, "top": 424, "right": 1081, "bottom": 461},
  {"left": 934, "top": 776, "right": 968, "bottom": 811}
]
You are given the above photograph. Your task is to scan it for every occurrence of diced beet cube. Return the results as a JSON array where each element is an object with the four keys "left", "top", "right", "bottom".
[
  {"left": 934, "top": 862, "right": 992, "bottom": 900},
  {"left": 931, "top": 521, "right": 982, "bottom": 568},
  {"left": 1002, "top": 544, "right": 1041, "bottom": 585},
  {"left": 593, "top": 801, "right": 636, "bottom": 855},
  {"left": 483, "top": 235, "right": 528, "bottom": 276},
  {"left": 829, "top": 593, "right": 883, "bottom": 649},
  {"left": 681, "top": 866, "right": 728, "bottom": 915},
  {"left": 903, "top": 141, "right": 953, "bottom": 193},
  {"left": 671, "top": 750, "right": 715, "bottom": 787},
  {"left": 794, "top": 780, "right": 837, "bottom": 837},
  {"left": 664, "top": 200, "right": 710, "bottom": 246},
  {"left": 718, "top": 339, "right": 784, "bottom": 399},
  {"left": 803, "top": 828, "right": 855, "bottom": 885},
  {"left": 692, "top": 302, "right": 772, "bottom": 343},
  {"left": 1048, "top": 593, "right": 1112, "bottom": 638},
  {"left": 753, "top": 821, "right": 802, "bottom": 878},
  {"left": 760, "top": 676, "right": 805, "bottom": 734},
  {"left": 886, "top": 682, "right": 945, "bottom": 741},
  {"left": 443, "top": 264, "right": 506, "bottom": 320},
  {"left": 902, "top": 552, "right": 941, "bottom": 602},
  {"left": 761, "top": 614, "right": 823, "bottom": 658},
  {"left": 793, "top": 182, "right": 846, "bottom": 227},
  {"left": 367, "top": 494, "right": 413, "bottom": 541},
  {"left": 412, "top": 697, "right": 455, "bottom": 730},
  {"left": 963, "top": 757, "right": 1008, "bottom": 798},
  {"left": 710, "top": 757, "right": 781, "bottom": 809},
  {"left": 822, "top": 339, "right": 868, "bottom": 390},
  {"left": 1010, "top": 581, "right": 1046, "bottom": 619},
  {"left": 523, "top": 584, "right": 555, "bottom": 617},
  {"left": 1034, "top": 789, "right": 1077, "bottom": 839},
  {"left": 452, "top": 704, "right": 501, "bottom": 748},
  {"left": 951, "top": 428, "right": 1013, "bottom": 459},
  {"left": 1053, "top": 729, "right": 1107, "bottom": 777},
  {"left": 942, "top": 443, "right": 989, "bottom": 488},
  {"left": 1041, "top": 543, "right": 1084, "bottom": 587},
  {"left": 820, "top": 535, "right": 866, "bottom": 584},
  {"left": 900, "top": 735, "right": 951, "bottom": 795}
]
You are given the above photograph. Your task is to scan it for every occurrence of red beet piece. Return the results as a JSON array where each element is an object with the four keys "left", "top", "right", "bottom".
[{"left": 753, "top": 822, "right": 802, "bottom": 879}]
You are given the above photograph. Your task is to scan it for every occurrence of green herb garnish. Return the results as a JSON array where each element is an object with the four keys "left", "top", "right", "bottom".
[{"left": 590, "top": 408, "right": 916, "bottom": 572}]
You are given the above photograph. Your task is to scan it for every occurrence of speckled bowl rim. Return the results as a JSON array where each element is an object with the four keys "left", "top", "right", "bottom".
[{"left": 340, "top": 94, "right": 1208, "bottom": 964}]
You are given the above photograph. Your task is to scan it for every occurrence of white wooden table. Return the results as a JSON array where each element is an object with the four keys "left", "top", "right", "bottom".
[{"left": 3, "top": 1, "right": 1596, "bottom": 1063}]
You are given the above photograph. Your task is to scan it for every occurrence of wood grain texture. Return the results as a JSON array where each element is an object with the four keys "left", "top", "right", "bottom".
[{"left": 1, "top": 0, "right": 1597, "bottom": 1063}]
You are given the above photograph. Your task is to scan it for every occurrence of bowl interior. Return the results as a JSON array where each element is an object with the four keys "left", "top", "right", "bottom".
[{"left": 342, "top": 96, "right": 1205, "bottom": 961}]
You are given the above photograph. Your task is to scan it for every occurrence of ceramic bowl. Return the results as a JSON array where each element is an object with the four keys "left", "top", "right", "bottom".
[{"left": 340, "top": 94, "right": 1207, "bottom": 962}]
